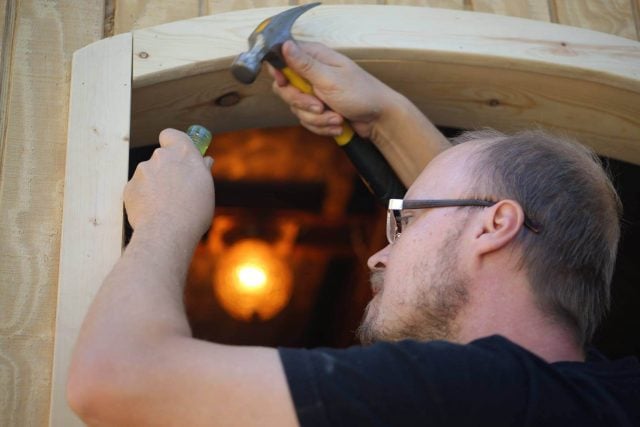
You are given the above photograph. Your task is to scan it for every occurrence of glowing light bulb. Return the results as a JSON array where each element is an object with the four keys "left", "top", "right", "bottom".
[
  {"left": 236, "top": 264, "right": 267, "bottom": 291},
  {"left": 214, "top": 239, "right": 293, "bottom": 322}
]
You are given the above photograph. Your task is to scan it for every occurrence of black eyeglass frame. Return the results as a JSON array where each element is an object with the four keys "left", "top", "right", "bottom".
[{"left": 386, "top": 198, "right": 542, "bottom": 244}]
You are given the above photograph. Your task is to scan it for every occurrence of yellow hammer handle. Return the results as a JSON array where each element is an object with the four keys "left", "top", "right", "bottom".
[{"left": 281, "top": 67, "right": 355, "bottom": 146}]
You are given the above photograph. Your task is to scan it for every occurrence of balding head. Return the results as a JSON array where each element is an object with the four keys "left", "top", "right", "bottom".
[{"left": 453, "top": 129, "right": 622, "bottom": 345}]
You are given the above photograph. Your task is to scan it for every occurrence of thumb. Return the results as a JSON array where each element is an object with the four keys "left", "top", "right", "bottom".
[
  {"left": 282, "top": 41, "right": 327, "bottom": 83},
  {"left": 204, "top": 156, "right": 214, "bottom": 169}
]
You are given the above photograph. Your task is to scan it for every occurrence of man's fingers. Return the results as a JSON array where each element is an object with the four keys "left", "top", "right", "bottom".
[
  {"left": 292, "top": 107, "right": 343, "bottom": 128},
  {"left": 301, "top": 122, "right": 344, "bottom": 137},
  {"left": 204, "top": 156, "right": 214, "bottom": 169},
  {"left": 266, "top": 64, "right": 288, "bottom": 87},
  {"left": 282, "top": 41, "right": 329, "bottom": 83},
  {"left": 272, "top": 81, "right": 324, "bottom": 113},
  {"left": 159, "top": 128, "right": 196, "bottom": 151},
  {"left": 295, "top": 41, "right": 346, "bottom": 65}
]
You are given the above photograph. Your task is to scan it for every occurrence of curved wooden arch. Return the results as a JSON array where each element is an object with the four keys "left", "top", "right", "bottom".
[
  {"left": 132, "top": 5, "right": 640, "bottom": 172},
  {"left": 52, "top": 6, "right": 640, "bottom": 425}
]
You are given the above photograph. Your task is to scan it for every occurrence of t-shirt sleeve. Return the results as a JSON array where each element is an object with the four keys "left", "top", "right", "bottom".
[{"left": 278, "top": 337, "right": 537, "bottom": 427}]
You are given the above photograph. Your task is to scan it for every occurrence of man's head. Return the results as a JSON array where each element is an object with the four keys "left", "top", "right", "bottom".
[{"left": 359, "top": 129, "right": 621, "bottom": 348}]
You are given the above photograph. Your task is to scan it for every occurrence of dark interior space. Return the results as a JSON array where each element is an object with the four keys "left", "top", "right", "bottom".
[{"left": 128, "top": 126, "right": 639, "bottom": 358}]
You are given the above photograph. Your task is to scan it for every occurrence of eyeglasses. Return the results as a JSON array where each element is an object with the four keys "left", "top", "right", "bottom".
[{"left": 386, "top": 198, "right": 542, "bottom": 244}]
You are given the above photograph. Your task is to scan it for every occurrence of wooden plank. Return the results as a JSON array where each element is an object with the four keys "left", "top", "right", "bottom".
[
  {"left": 384, "top": 0, "right": 463, "bottom": 8},
  {"left": 207, "top": 0, "right": 292, "bottom": 15},
  {"left": 0, "top": 1, "right": 103, "bottom": 426},
  {"left": 114, "top": 0, "right": 200, "bottom": 34},
  {"left": 551, "top": 0, "right": 637, "bottom": 40},
  {"left": 0, "top": 0, "right": 15, "bottom": 169},
  {"left": 631, "top": 0, "right": 640, "bottom": 40},
  {"left": 469, "top": 0, "right": 550, "bottom": 21},
  {"left": 50, "top": 32, "right": 132, "bottom": 427},
  {"left": 131, "top": 5, "right": 640, "bottom": 185}
]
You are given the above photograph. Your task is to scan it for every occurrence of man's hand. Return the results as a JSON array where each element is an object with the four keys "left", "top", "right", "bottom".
[
  {"left": 124, "top": 128, "right": 214, "bottom": 242},
  {"left": 269, "top": 41, "right": 451, "bottom": 186},
  {"left": 269, "top": 40, "right": 399, "bottom": 139},
  {"left": 68, "top": 130, "right": 296, "bottom": 427}
]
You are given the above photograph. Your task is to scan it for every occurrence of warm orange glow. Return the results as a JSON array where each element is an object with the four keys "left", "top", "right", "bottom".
[
  {"left": 235, "top": 264, "right": 267, "bottom": 291},
  {"left": 214, "top": 239, "right": 293, "bottom": 321}
]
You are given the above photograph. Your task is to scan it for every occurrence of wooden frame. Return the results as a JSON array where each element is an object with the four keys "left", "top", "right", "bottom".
[{"left": 51, "top": 5, "right": 640, "bottom": 425}]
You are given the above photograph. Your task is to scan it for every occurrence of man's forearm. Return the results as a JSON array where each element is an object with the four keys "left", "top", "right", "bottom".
[
  {"left": 76, "top": 226, "right": 195, "bottom": 348},
  {"left": 68, "top": 225, "right": 198, "bottom": 409},
  {"left": 370, "top": 92, "right": 451, "bottom": 186}
]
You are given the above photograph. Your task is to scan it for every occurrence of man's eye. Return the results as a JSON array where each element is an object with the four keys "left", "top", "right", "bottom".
[{"left": 400, "top": 216, "right": 412, "bottom": 227}]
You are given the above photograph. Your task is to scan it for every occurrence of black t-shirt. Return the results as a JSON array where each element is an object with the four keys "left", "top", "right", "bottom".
[{"left": 278, "top": 336, "right": 640, "bottom": 426}]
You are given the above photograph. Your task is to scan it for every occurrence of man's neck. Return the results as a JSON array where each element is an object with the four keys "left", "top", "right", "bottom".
[{"left": 457, "top": 277, "right": 584, "bottom": 363}]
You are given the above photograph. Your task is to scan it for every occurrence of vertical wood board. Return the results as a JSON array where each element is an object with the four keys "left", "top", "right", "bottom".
[
  {"left": 208, "top": 0, "right": 292, "bottom": 15},
  {"left": 384, "top": 0, "right": 463, "bottom": 7},
  {"left": 552, "top": 0, "right": 638, "bottom": 40},
  {"left": 114, "top": 0, "right": 200, "bottom": 34},
  {"left": 633, "top": 0, "right": 640, "bottom": 39},
  {"left": 50, "top": 32, "right": 132, "bottom": 427},
  {"left": 0, "top": 1, "right": 104, "bottom": 426},
  {"left": 469, "top": 0, "right": 550, "bottom": 21}
]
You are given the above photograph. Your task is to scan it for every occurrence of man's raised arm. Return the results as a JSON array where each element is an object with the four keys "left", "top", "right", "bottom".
[
  {"left": 67, "top": 129, "right": 298, "bottom": 427},
  {"left": 270, "top": 41, "right": 451, "bottom": 185}
]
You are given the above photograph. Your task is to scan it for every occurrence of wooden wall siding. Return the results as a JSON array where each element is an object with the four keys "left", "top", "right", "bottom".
[
  {"left": 0, "top": 0, "right": 637, "bottom": 426},
  {"left": 551, "top": 0, "right": 638, "bottom": 41},
  {"left": 114, "top": 0, "right": 202, "bottom": 34},
  {"left": 469, "top": 0, "right": 551, "bottom": 21},
  {"left": 0, "top": 1, "right": 105, "bottom": 427},
  {"left": 113, "top": 0, "right": 640, "bottom": 40}
]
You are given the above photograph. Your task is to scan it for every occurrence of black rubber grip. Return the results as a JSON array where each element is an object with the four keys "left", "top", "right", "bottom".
[{"left": 341, "top": 135, "right": 406, "bottom": 206}]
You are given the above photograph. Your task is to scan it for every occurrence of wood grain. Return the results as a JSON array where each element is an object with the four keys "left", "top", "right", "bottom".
[
  {"left": 469, "top": 0, "right": 550, "bottom": 21},
  {"left": 384, "top": 0, "right": 463, "bottom": 8},
  {"left": 207, "top": 0, "right": 292, "bottom": 15},
  {"left": 132, "top": 5, "right": 640, "bottom": 184},
  {"left": 635, "top": 0, "right": 640, "bottom": 40},
  {"left": 114, "top": 0, "right": 201, "bottom": 34},
  {"left": 50, "top": 32, "right": 132, "bottom": 427},
  {"left": 552, "top": 0, "right": 638, "bottom": 40},
  {"left": 0, "top": 1, "right": 104, "bottom": 426}
]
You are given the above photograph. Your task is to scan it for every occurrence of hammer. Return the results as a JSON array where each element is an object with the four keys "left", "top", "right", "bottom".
[{"left": 231, "top": 3, "right": 405, "bottom": 206}]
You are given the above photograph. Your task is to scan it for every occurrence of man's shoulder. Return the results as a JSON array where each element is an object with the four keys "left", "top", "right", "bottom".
[{"left": 280, "top": 336, "right": 640, "bottom": 427}]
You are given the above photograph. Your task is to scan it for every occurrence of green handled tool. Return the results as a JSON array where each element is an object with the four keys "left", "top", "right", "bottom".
[
  {"left": 187, "top": 124, "right": 212, "bottom": 156},
  {"left": 231, "top": 3, "right": 406, "bottom": 205}
]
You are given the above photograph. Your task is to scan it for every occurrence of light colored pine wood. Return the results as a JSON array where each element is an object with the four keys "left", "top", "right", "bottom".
[
  {"left": 630, "top": 0, "right": 640, "bottom": 40},
  {"left": 50, "top": 32, "right": 132, "bottom": 427},
  {"left": 631, "top": 0, "right": 640, "bottom": 39},
  {"left": 131, "top": 5, "right": 640, "bottom": 185},
  {"left": 319, "top": 0, "right": 382, "bottom": 5},
  {"left": 469, "top": 0, "right": 550, "bottom": 21},
  {"left": 207, "top": 0, "right": 292, "bottom": 15},
  {"left": 385, "top": 0, "right": 463, "bottom": 8},
  {"left": 0, "top": 1, "right": 104, "bottom": 426},
  {"left": 114, "top": 0, "right": 200, "bottom": 34},
  {"left": 552, "top": 0, "right": 637, "bottom": 40}
]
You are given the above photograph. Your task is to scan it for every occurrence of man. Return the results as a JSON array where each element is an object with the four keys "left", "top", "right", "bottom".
[{"left": 68, "top": 41, "right": 640, "bottom": 426}]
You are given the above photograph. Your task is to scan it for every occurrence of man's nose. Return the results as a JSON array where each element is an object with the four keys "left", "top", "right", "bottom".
[{"left": 367, "top": 244, "right": 390, "bottom": 271}]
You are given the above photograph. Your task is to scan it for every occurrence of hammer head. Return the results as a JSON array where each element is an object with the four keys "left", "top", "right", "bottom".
[{"left": 231, "top": 2, "right": 320, "bottom": 84}]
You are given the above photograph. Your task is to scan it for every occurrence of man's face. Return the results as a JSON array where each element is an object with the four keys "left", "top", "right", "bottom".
[{"left": 358, "top": 143, "right": 481, "bottom": 344}]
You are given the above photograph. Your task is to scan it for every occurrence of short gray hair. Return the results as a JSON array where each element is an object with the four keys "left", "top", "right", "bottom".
[{"left": 453, "top": 129, "right": 622, "bottom": 345}]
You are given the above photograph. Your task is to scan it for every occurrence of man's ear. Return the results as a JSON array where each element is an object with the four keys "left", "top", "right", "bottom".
[{"left": 472, "top": 200, "right": 525, "bottom": 255}]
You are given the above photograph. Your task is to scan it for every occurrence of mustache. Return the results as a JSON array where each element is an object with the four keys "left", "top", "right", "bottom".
[{"left": 369, "top": 271, "right": 384, "bottom": 294}]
